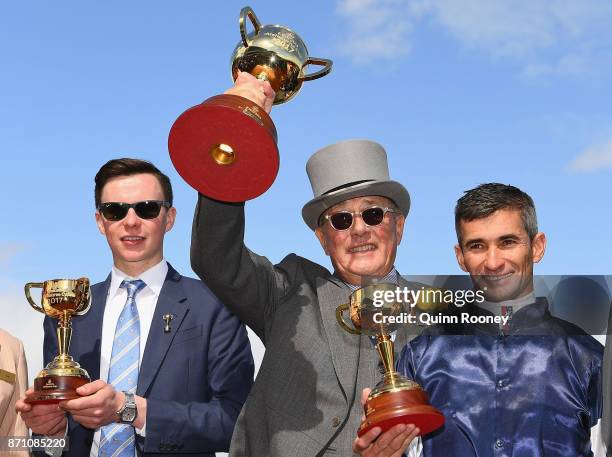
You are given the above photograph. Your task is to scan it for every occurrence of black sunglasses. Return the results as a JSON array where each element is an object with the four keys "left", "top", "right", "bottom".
[
  {"left": 321, "top": 206, "right": 397, "bottom": 231},
  {"left": 97, "top": 200, "right": 171, "bottom": 221}
]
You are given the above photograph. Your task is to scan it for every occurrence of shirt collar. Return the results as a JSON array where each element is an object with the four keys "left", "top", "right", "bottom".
[
  {"left": 477, "top": 291, "right": 536, "bottom": 316},
  {"left": 109, "top": 259, "right": 168, "bottom": 299},
  {"left": 340, "top": 267, "right": 399, "bottom": 292}
]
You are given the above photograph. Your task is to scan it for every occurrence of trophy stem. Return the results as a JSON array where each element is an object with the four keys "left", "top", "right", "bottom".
[
  {"left": 57, "top": 313, "right": 72, "bottom": 358},
  {"left": 376, "top": 334, "right": 395, "bottom": 375}
]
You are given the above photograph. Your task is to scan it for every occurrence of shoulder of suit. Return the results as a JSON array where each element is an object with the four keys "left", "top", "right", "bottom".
[
  {"left": 0, "top": 328, "right": 23, "bottom": 353},
  {"left": 173, "top": 274, "right": 226, "bottom": 305},
  {"left": 277, "top": 253, "right": 331, "bottom": 278}
]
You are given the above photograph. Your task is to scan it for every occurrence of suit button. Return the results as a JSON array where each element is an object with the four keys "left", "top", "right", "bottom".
[{"left": 332, "top": 416, "right": 341, "bottom": 428}]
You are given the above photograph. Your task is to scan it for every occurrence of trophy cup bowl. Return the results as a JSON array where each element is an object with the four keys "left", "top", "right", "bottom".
[
  {"left": 336, "top": 284, "right": 445, "bottom": 437},
  {"left": 168, "top": 6, "right": 332, "bottom": 202},
  {"left": 24, "top": 278, "right": 92, "bottom": 404}
]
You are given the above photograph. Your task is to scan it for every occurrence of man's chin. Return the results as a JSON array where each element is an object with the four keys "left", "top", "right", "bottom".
[{"left": 482, "top": 286, "right": 524, "bottom": 303}]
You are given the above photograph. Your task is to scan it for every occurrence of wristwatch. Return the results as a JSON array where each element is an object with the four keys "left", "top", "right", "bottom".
[{"left": 117, "top": 392, "right": 138, "bottom": 424}]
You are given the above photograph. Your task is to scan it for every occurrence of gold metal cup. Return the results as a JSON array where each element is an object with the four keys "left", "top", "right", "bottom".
[
  {"left": 24, "top": 278, "right": 91, "bottom": 404},
  {"left": 336, "top": 284, "right": 444, "bottom": 436},
  {"left": 168, "top": 6, "right": 333, "bottom": 202},
  {"left": 231, "top": 6, "right": 332, "bottom": 104}
]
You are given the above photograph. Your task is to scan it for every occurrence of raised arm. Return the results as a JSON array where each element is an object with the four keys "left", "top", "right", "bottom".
[{"left": 190, "top": 195, "right": 291, "bottom": 341}]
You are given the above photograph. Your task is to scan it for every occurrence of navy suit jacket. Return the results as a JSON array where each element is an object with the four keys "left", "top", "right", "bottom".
[{"left": 40, "top": 264, "right": 254, "bottom": 456}]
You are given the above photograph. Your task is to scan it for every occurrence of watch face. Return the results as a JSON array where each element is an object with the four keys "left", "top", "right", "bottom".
[{"left": 122, "top": 406, "right": 137, "bottom": 423}]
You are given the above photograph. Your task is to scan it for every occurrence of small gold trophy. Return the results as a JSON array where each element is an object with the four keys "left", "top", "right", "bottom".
[
  {"left": 336, "top": 284, "right": 444, "bottom": 436},
  {"left": 168, "top": 6, "right": 332, "bottom": 202},
  {"left": 24, "top": 278, "right": 91, "bottom": 404}
]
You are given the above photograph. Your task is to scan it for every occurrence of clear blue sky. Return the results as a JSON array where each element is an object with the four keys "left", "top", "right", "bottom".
[{"left": 2, "top": 0, "right": 611, "bottom": 380}]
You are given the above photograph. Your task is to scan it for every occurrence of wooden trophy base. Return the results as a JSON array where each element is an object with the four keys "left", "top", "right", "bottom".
[
  {"left": 26, "top": 374, "right": 90, "bottom": 405},
  {"left": 168, "top": 94, "right": 279, "bottom": 202},
  {"left": 358, "top": 388, "right": 445, "bottom": 437}
]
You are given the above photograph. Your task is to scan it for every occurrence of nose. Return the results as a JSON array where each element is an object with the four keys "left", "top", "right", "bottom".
[
  {"left": 349, "top": 213, "right": 368, "bottom": 236},
  {"left": 483, "top": 247, "right": 505, "bottom": 273},
  {"left": 123, "top": 208, "right": 141, "bottom": 227}
]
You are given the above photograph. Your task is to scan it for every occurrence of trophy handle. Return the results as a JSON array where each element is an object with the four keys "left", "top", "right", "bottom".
[
  {"left": 73, "top": 278, "right": 92, "bottom": 316},
  {"left": 75, "top": 288, "right": 92, "bottom": 316},
  {"left": 24, "top": 282, "right": 45, "bottom": 314},
  {"left": 299, "top": 57, "right": 333, "bottom": 82},
  {"left": 239, "top": 6, "right": 262, "bottom": 47},
  {"left": 335, "top": 303, "right": 361, "bottom": 335}
]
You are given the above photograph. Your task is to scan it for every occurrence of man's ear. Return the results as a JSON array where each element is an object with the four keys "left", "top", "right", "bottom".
[
  {"left": 531, "top": 232, "right": 546, "bottom": 263},
  {"left": 315, "top": 227, "right": 330, "bottom": 256},
  {"left": 454, "top": 244, "right": 468, "bottom": 272},
  {"left": 95, "top": 211, "right": 106, "bottom": 236},
  {"left": 164, "top": 207, "right": 177, "bottom": 233},
  {"left": 395, "top": 214, "right": 405, "bottom": 246}
]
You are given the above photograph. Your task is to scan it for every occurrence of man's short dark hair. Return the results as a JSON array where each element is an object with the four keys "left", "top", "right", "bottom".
[
  {"left": 455, "top": 183, "right": 538, "bottom": 243},
  {"left": 94, "top": 158, "right": 173, "bottom": 207}
]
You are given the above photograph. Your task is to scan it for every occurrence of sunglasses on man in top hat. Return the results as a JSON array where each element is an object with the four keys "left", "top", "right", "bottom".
[{"left": 320, "top": 206, "right": 398, "bottom": 231}]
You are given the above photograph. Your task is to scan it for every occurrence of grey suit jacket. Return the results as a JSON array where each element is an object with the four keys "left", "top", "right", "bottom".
[{"left": 191, "top": 195, "right": 418, "bottom": 457}]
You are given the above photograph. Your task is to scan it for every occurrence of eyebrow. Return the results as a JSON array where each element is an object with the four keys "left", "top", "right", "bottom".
[
  {"left": 462, "top": 234, "right": 522, "bottom": 246},
  {"left": 332, "top": 199, "right": 386, "bottom": 212}
]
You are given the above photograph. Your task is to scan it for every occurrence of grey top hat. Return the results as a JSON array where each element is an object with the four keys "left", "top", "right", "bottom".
[{"left": 301, "top": 139, "right": 410, "bottom": 230}]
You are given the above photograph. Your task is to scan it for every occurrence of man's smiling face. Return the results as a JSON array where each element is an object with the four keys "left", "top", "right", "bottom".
[
  {"left": 315, "top": 195, "right": 405, "bottom": 285},
  {"left": 95, "top": 173, "right": 176, "bottom": 276},
  {"left": 454, "top": 208, "right": 546, "bottom": 302}
]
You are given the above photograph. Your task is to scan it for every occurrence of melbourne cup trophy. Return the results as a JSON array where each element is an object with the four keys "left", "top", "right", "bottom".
[
  {"left": 336, "top": 283, "right": 445, "bottom": 436},
  {"left": 24, "top": 278, "right": 92, "bottom": 404},
  {"left": 168, "top": 5, "right": 332, "bottom": 201}
]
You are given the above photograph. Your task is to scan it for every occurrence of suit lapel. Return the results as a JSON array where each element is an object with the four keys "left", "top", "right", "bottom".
[
  {"left": 137, "top": 265, "right": 188, "bottom": 396},
  {"left": 76, "top": 275, "right": 110, "bottom": 381},
  {"left": 317, "top": 276, "right": 361, "bottom": 403}
]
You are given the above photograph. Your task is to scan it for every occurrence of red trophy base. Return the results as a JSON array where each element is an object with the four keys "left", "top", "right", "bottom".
[
  {"left": 26, "top": 375, "right": 90, "bottom": 405},
  {"left": 168, "top": 94, "right": 279, "bottom": 202},
  {"left": 358, "top": 388, "right": 445, "bottom": 437}
]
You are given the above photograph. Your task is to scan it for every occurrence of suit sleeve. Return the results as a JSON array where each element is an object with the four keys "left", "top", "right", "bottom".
[
  {"left": 190, "top": 194, "right": 292, "bottom": 342},
  {"left": 12, "top": 338, "right": 29, "bottom": 439},
  {"left": 143, "top": 300, "right": 254, "bottom": 453}
]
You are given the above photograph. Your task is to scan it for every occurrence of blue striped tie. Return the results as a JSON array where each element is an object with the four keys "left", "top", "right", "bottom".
[{"left": 99, "top": 279, "right": 146, "bottom": 457}]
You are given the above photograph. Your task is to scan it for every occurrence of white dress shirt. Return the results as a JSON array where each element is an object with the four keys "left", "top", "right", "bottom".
[{"left": 89, "top": 259, "right": 168, "bottom": 457}]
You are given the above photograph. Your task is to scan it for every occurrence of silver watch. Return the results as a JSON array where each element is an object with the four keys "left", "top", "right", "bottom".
[{"left": 117, "top": 391, "right": 138, "bottom": 424}]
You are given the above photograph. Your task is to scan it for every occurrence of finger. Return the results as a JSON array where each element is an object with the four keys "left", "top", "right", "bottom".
[
  {"left": 361, "top": 388, "right": 371, "bottom": 406},
  {"left": 43, "top": 415, "right": 67, "bottom": 436},
  {"left": 61, "top": 394, "right": 101, "bottom": 412},
  {"left": 15, "top": 399, "right": 32, "bottom": 413},
  {"left": 64, "top": 383, "right": 111, "bottom": 411},
  {"left": 76, "top": 379, "right": 106, "bottom": 396},
  {"left": 24, "top": 410, "right": 65, "bottom": 428},
  {"left": 20, "top": 403, "right": 62, "bottom": 417},
  {"left": 262, "top": 80, "right": 274, "bottom": 97},
  {"left": 398, "top": 426, "right": 420, "bottom": 455},
  {"left": 352, "top": 426, "right": 382, "bottom": 452},
  {"left": 369, "top": 424, "right": 408, "bottom": 452},
  {"left": 235, "top": 70, "right": 255, "bottom": 84}
]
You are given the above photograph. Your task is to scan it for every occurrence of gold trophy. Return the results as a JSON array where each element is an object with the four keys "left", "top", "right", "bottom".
[
  {"left": 168, "top": 6, "right": 332, "bottom": 202},
  {"left": 336, "top": 284, "right": 445, "bottom": 436},
  {"left": 24, "top": 278, "right": 91, "bottom": 404}
]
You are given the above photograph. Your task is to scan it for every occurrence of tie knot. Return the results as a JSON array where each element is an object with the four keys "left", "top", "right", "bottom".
[{"left": 120, "top": 279, "right": 146, "bottom": 300}]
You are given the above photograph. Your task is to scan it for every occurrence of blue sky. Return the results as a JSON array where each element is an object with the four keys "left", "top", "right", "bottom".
[{"left": 1, "top": 0, "right": 612, "bottom": 382}]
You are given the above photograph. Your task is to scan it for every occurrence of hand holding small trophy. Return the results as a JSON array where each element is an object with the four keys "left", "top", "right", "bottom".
[
  {"left": 168, "top": 6, "right": 332, "bottom": 202},
  {"left": 24, "top": 278, "right": 91, "bottom": 404},
  {"left": 336, "top": 284, "right": 445, "bottom": 436}
]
